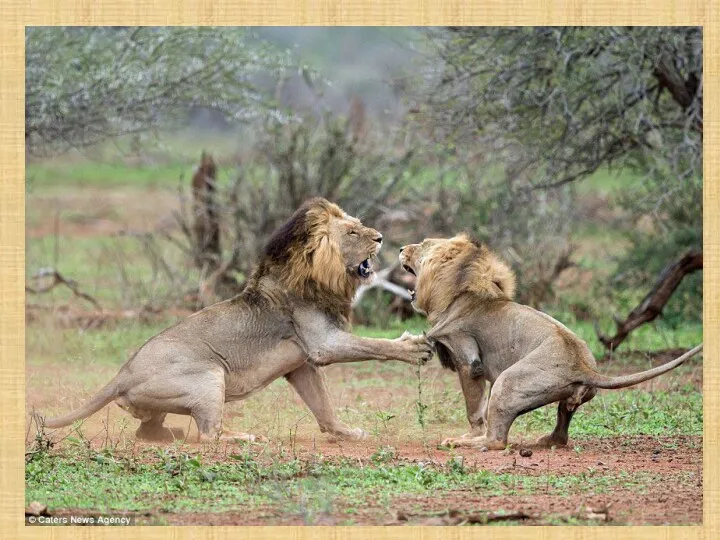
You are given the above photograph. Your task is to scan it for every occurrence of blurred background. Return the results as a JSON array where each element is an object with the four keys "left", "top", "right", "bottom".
[{"left": 25, "top": 27, "right": 703, "bottom": 358}]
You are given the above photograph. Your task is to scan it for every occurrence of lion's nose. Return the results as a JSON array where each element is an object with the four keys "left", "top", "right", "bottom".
[{"left": 374, "top": 235, "right": 383, "bottom": 243}]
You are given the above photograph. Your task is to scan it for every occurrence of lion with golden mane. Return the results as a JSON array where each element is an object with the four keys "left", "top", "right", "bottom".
[
  {"left": 399, "top": 234, "right": 702, "bottom": 451},
  {"left": 44, "top": 198, "right": 432, "bottom": 442}
]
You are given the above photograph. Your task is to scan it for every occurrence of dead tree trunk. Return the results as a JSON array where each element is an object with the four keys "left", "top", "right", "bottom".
[
  {"left": 191, "top": 151, "right": 221, "bottom": 269},
  {"left": 597, "top": 251, "right": 702, "bottom": 351}
]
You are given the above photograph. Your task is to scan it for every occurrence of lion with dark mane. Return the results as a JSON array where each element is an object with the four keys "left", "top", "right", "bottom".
[
  {"left": 400, "top": 234, "right": 702, "bottom": 451},
  {"left": 44, "top": 198, "right": 432, "bottom": 442}
]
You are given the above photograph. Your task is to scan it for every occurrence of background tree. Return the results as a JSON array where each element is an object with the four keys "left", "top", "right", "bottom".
[
  {"left": 25, "top": 27, "right": 290, "bottom": 157},
  {"left": 417, "top": 26, "right": 703, "bottom": 333}
]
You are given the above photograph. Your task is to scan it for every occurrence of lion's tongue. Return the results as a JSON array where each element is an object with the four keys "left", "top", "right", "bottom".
[{"left": 358, "top": 259, "right": 372, "bottom": 278}]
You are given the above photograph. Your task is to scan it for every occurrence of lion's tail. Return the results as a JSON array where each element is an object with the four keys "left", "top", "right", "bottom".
[
  {"left": 582, "top": 344, "right": 702, "bottom": 390},
  {"left": 43, "top": 376, "right": 121, "bottom": 428}
]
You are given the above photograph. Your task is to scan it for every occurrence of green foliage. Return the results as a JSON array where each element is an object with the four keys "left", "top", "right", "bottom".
[
  {"left": 420, "top": 27, "right": 703, "bottom": 321},
  {"left": 423, "top": 27, "right": 702, "bottom": 191},
  {"left": 26, "top": 27, "right": 291, "bottom": 156},
  {"left": 612, "top": 223, "right": 702, "bottom": 324}
]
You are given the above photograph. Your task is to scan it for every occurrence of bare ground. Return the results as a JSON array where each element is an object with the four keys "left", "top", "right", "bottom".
[
  {"left": 25, "top": 355, "right": 703, "bottom": 526},
  {"left": 25, "top": 185, "right": 703, "bottom": 526}
]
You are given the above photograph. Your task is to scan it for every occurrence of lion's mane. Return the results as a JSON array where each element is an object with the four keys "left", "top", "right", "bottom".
[
  {"left": 415, "top": 234, "right": 516, "bottom": 321},
  {"left": 247, "top": 198, "right": 359, "bottom": 324}
]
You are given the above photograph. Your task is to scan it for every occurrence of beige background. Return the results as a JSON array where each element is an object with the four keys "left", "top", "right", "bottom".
[{"left": 1, "top": 1, "right": 716, "bottom": 538}]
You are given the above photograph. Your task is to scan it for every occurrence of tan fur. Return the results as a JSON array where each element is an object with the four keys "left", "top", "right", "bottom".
[
  {"left": 43, "top": 199, "right": 432, "bottom": 443},
  {"left": 409, "top": 235, "right": 515, "bottom": 321},
  {"left": 400, "top": 235, "right": 702, "bottom": 451}
]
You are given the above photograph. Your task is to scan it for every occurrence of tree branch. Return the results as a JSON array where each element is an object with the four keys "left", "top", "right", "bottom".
[{"left": 596, "top": 251, "right": 702, "bottom": 351}]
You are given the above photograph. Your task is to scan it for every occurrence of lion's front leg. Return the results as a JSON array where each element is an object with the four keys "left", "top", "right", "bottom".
[
  {"left": 285, "top": 363, "right": 368, "bottom": 441},
  {"left": 457, "top": 367, "right": 489, "bottom": 437},
  {"left": 310, "top": 330, "right": 433, "bottom": 366}
]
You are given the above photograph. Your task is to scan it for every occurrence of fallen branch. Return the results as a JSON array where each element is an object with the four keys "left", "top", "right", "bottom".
[
  {"left": 596, "top": 250, "right": 702, "bottom": 351},
  {"left": 465, "top": 510, "right": 533, "bottom": 524},
  {"left": 25, "top": 268, "right": 101, "bottom": 310},
  {"left": 387, "top": 508, "right": 533, "bottom": 526},
  {"left": 352, "top": 263, "right": 413, "bottom": 307}
]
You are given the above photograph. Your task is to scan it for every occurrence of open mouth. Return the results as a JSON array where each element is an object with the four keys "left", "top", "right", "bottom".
[
  {"left": 402, "top": 264, "right": 416, "bottom": 276},
  {"left": 358, "top": 259, "right": 373, "bottom": 278}
]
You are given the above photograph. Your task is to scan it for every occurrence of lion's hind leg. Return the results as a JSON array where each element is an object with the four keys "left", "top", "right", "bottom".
[
  {"left": 457, "top": 361, "right": 574, "bottom": 451},
  {"left": 536, "top": 385, "right": 596, "bottom": 448},
  {"left": 184, "top": 369, "right": 265, "bottom": 443},
  {"left": 134, "top": 412, "right": 180, "bottom": 442}
]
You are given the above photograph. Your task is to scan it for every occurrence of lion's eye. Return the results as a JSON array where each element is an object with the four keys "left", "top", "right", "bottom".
[{"left": 348, "top": 230, "right": 358, "bottom": 236}]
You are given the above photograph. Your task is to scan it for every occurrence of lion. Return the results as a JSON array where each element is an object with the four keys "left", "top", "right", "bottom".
[
  {"left": 43, "top": 198, "right": 432, "bottom": 442},
  {"left": 399, "top": 234, "right": 702, "bottom": 450}
]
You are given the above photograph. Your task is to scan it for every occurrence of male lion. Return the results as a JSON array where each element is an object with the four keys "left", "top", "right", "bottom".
[
  {"left": 44, "top": 198, "right": 432, "bottom": 442},
  {"left": 399, "top": 234, "right": 702, "bottom": 451}
]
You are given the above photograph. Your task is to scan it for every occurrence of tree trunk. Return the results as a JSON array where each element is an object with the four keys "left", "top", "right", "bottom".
[
  {"left": 597, "top": 251, "right": 702, "bottom": 351},
  {"left": 191, "top": 151, "right": 221, "bottom": 269}
]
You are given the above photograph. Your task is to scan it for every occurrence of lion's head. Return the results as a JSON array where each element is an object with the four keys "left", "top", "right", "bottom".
[
  {"left": 256, "top": 198, "right": 383, "bottom": 318},
  {"left": 399, "top": 234, "right": 516, "bottom": 321}
]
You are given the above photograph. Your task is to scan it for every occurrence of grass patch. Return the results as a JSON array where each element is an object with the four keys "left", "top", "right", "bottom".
[
  {"left": 27, "top": 162, "right": 190, "bottom": 191},
  {"left": 27, "top": 320, "right": 177, "bottom": 367},
  {"left": 514, "top": 389, "right": 703, "bottom": 439},
  {"left": 26, "top": 450, "right": 666, "bottom": 517},
  {"left": 26, "top": 234, "right": 196, "bottom": 308},
  {"left": 575, "top": 169, "right": 644, "bottom": 197}
]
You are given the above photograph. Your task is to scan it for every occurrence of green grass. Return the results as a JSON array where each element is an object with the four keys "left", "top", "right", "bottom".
[
  {"left": 26, "top": 449, "right": 670, "bottom": 518},
  {"left": 26, "top": 130, "right": 245, "bottom": 192},
  {"left": 26, "top": 235, "right": 196, "bottom": 308},
  {"left": 26, "top": 162, "right": 191, "bottom": 190},
  {"left": 513, "top": 388, "right": 703, "bottom": 439},
  {"left": 28, "top": 320, "right": 176, "bottom": 367},
  {"left": 553, "top": 318, "right": 703, "bottom": 360}
]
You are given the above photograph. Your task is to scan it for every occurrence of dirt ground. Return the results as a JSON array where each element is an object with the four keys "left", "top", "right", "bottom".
[
  {"left": 25, "top": 185, "right": 703, "bottom": 526},
  {"left": 25, "top": 356, "right": 703, "bottom": 526},
  {"left": 36, "top": 431, "right": 702, "bottom": 525}
]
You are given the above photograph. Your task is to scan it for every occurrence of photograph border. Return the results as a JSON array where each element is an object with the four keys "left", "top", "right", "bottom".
[{"left": 1, "top": 1, "right": 716, "bottom": 538}]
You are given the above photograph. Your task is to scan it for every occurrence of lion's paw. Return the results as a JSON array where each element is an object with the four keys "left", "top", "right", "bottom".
[
  {"left": 327, "top": 426, "right": 368, "bottom": 442},
  {"left": 441, "top": 435, "right": 505, "bottom": 451},
  {"left": 395, "top": 332, "right": 433, "bottom": 365},
  {"left": 535, "top": 434, "right": 568, "bottom": 448}
]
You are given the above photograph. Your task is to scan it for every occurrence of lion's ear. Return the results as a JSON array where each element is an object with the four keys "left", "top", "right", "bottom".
[{"left": 468, "top": 235, "right": 484, "bottom": 248}]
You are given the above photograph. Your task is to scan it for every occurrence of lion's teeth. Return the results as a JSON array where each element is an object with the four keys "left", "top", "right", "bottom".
[{"left": 408, "top": 289, "right": 414, "bottom": 295}]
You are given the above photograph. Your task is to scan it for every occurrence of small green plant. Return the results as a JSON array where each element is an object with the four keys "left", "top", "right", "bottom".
[
  {"left": 446, "top": 455, "right": 465, "bottom": 475},
  {"left": 415, "top": 363, "right": 429, "bottom": 429},
  {"left": 370, "top": 446, "right": 397, "bottom": 464}
]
